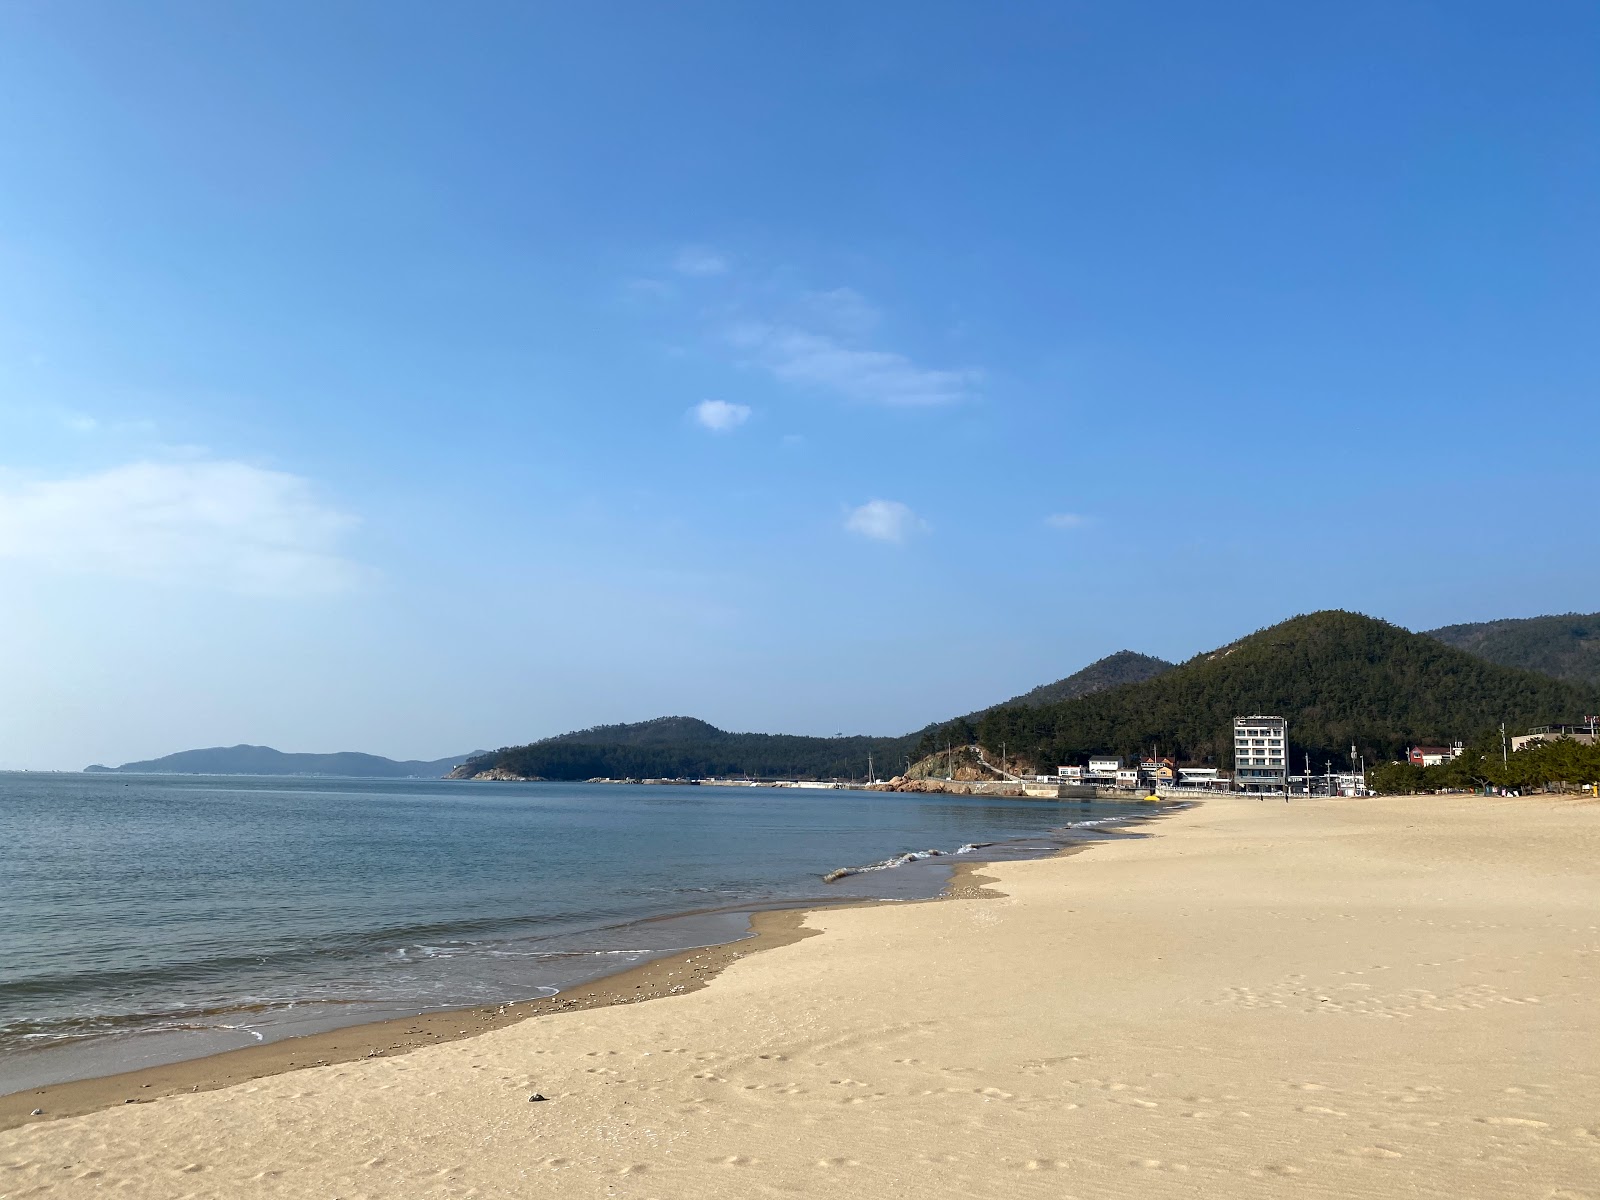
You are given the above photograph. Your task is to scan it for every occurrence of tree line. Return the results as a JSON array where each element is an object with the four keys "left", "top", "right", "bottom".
[{"left": 1368, "top": 733, "right": 1600, "bottom": 794}]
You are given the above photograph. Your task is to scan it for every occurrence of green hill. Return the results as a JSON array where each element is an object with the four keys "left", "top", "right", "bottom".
[
  {"left": 456, "top": 611, "right": 1600, "bottom": 785},
  {"left": 453, "top": 653, "right": 1175, "bottom": 783},
  {"left": 84, "top": 745, "right": 474, "bottom": 778},
  {"left": 968, "top": 611, "right": 1598, "bottom": 772},
  {"left": 1425, "top": 613, "right": 1600, "bottom": 689},
  {"left": 994, "top": 650, "right": 1173, "bottom": 709},
  {"left": 453, "top": 721, "right": 915, "bottom": 783}
]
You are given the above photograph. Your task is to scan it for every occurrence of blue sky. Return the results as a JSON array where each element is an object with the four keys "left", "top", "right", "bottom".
[{"left": 1, "top": 2, "right": 1596, "bottom": 768}]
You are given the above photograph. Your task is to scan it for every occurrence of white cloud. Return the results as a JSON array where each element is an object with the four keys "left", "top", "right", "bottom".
[
  {"left": 1045, "top": 512, "right": 1090, "bottom": 529},
  {"left": 845, "top": 499, "right": 927, "bottom": 543},
  {"left": 0, "top": 460, "right": 361, "bottom": 595},
  {"left": 690, "top": 399, "right": 751, "bottom": 433},
  {"left": 728, "top": 321, "right": 979, "bottom": 407},
  {"left": 673, "top": 246, "right": 729, "bottom": 276}
]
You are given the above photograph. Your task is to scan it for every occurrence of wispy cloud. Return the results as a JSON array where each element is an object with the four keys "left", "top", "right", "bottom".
[
  {"left": 1045, "top": 512, "right": 1091, "bottom": 529},
  {"left": 639, "top": 247, "right": 978, "bottom": 407},
  {"left": 728, "top": 322, "right": 979, "bottom": 407},
  {"left": 0, "top": 460, "right": 361, "bottom": 595},
  {"left": 845, "top": 499, "right": 927, "bottom": 543},
  {"left": 673, "top": 245, "right": 730, "bottom": 276},
  {"left": 690, "top": 399, "right": 751, "bottom": 433}
]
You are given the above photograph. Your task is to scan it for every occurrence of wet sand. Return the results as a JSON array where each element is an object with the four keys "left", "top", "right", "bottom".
[
  {"left": 0, "top": 865, "right": 1008, "bottom": 1132},
  {"left": 3, "top": 792, "right": 1597, "bottom": 1198}
]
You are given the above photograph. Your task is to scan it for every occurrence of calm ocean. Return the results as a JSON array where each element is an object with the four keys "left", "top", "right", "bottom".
[{"left": 0, "top": 773, "right": 1146, "bottom": 1093}]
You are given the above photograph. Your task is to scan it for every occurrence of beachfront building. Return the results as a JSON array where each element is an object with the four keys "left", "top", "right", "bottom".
[
  {"left": 1408, "top": 743, "right": 1464, "bottom": 767},
  {"left": 1139, "top": 757, "right": 1176, "bottom": 786},
  {"left": 1512, "top": 723, "right": 1599, "bottom": 752},
  {"left": 1233, "top": 715, "right": 1288, "bottom": 793},
  {"left": 1083, "top": 756, "right": 1123, "bottom": 786},
  {"left": 1177, "top": 767, "right": 1230, "bottom": 791}
]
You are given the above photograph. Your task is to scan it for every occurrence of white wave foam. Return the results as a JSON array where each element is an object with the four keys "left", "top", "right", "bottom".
[{"left": 824, "top": 847, "right": 949, "bottom": 882}]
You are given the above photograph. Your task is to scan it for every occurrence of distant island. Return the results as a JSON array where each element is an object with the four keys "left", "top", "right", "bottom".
[{"left": 84, "top": 745, "right": 476, "bottom": 779}]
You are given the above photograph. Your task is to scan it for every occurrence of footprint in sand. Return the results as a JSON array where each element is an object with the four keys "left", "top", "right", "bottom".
[
  {"left": 1340, "top": 1145, "right": 1403, "bottom": 1159},
  {"left": 718, "top": 1155, "right": 758, "bottom": 1166},
  {"left": 816, "top": 1157, "right": 861, "bottom": 1168}
]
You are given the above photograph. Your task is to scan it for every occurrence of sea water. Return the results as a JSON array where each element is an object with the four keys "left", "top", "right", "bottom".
[{"left": 0, "top": 773, "right": 1147, "bottom": 1092}]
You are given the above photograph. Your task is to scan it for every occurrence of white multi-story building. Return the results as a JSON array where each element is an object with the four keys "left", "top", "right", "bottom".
[{"left": 1233, "top": 715, "right": 1288, "bottom": 792}]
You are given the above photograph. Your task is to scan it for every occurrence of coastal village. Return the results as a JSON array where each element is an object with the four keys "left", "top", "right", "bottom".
[{"left": 687, "top": 716, "right": 1600, "bottom": 799}]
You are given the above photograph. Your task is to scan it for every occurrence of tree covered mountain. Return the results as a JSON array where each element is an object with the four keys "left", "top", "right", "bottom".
[
  {"left": 993, "top": 650, "right": 1174, "bottom": 709},
  {"left": 84, "top": 745, "right": 475, "bottom": 778},
  {"left": 967, "top": 611, "right": 1597, "bottom": 773},
  {"left": 453, "top": 721, "right": 913, "bottom": 782},
  {"left": 1425, "top": 612, "right": 1600, "bottom": 689},
  {"left": 454, "top": 654, "right": 1177, "bottom": 783},
  {"left": 447, "top": 611, "right": 1600, "bottom": 785}
]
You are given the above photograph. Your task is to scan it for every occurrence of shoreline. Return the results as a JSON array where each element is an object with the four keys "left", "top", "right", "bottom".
[
  {"left": 0, "top": 847, "right": 1042, "bottom": 1132},
  {"left": 5, "top": 791, "right": 1596, "bottom": 1196}
]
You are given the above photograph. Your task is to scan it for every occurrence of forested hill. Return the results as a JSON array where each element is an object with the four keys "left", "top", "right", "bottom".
[
  {"left": 966, "top": 611, "right": 1598, "bottom": 772},
  {"left": 452, "top": 721, "right": 915, "bottom": 783},
  {"left": 84, "top": 745, "right": 475, "bottom": 778},
  {"left": 454, "top": 610, "right": 1600, "bottom": 785},
  {"left": 1425, "top": 613, "right": 1600, "bottom": 689},
  {"left": 994, "top": 651, "right": 1173, "bottom": 709},
  {"left": 453, "top": 656, "right": 1175, "bottom": 782}
]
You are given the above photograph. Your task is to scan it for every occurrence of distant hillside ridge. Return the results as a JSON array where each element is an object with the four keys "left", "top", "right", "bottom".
[
  {"left": 966, "top": 611, "right": 1599, "bottom": 773},
  {"left": 85, "top": 745, "right": 475, "bottom": 778},
  {"left": 452, "top": 653, "right": 1177, "bottom": 783},
  {"left": 1425, "top": 612, "right": 1600, "bottom": 689},
  {"left": 451, "top": 721, "right": 915, "bottom": 783},
  {"left": 995, "top": 650, "right": 1174, "bottom": 709}
]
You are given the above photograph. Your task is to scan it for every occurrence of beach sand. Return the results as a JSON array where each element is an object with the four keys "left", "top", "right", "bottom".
[{"left": 3, "top": 790, "right": 1597, "bottom": 1198}]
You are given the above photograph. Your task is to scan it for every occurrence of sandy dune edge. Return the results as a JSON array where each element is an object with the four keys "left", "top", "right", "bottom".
[{"left": 3, "top": 792, "right": 1598, "bottom": 1199}]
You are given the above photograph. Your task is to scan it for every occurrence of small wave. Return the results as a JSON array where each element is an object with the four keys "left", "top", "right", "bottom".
[{"left": 823, "top": 848, "right": 947, "bottom": 883}]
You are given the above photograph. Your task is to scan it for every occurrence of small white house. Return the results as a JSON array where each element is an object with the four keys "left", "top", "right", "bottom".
[
  {"left": 1115, "top": 768, "right": 1140, "bottom": 789},
  {"left": 1056, "top": 765, "right": 1083, "bottom": 780},
  {"left": 1088, "top": 756, "right": 1123, "bottom": 774}
]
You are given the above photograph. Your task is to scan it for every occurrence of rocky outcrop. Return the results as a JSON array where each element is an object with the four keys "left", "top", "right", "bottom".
[{"left": 453, "top": 767, "right": 542, "bottom": 782}]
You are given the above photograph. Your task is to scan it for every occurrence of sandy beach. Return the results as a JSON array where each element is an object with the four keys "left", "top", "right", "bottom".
[{"left": 4, "top": 790, "right": 1598, "bottom": 1199}]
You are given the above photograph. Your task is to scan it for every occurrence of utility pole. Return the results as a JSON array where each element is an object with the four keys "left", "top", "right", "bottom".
[
  {"left": 1501, "top": 722, "right": 1508, "bottom": 768},
  {"left": 1305, "top": 751, "right": 1312, "bottom": 796}
]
